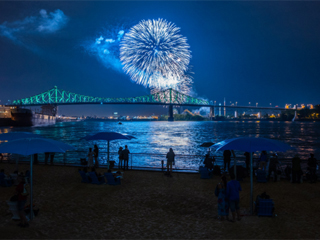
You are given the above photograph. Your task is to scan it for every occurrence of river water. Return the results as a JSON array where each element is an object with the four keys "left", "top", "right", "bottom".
[{"left": 1, "top": 120, "right": 319, "bottom": 170}]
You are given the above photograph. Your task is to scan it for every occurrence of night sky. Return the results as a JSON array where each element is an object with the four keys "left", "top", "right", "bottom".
[{"left": 1, "top": 1, "right": 320, "bottom": 117}]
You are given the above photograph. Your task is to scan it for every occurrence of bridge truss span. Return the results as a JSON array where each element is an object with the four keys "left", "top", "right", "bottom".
[{"left": 11, "top": 86, "right": 210, "bottom": 107}]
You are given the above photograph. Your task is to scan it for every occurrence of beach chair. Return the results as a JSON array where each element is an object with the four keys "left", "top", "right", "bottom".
[
  {"left": 256, "top": 170, "right": 267, "bottom": 183},
  {"left": 104, "top": 173, "right": 121, "bottom": 186},
  {"left": 79, "top": 171, "right": 90, "bottom": 183},
  {"left": 0, "top": 173, "right": 12, "bottom": 187},
  {"left": 88, "top": 172, "right": 105, "bottom": 185},
  {"left": 256, "top": 199, "right": 274, "bottom": 217},
  {"left": 6, "top": 200, "right": 20, "bottom": 220},
  {"left": 199, "top": 166, "right": 213, "bottom": 179}
]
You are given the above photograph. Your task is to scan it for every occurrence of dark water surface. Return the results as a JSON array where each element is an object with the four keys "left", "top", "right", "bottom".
[{"left": 1, "top": 120, "right": 319, "bottom": 169}]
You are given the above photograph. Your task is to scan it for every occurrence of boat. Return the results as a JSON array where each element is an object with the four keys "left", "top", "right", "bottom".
[
  {"left": 11, "top": 106, "right": 56, "bottom": 127},
  {"left": 118, "top": 122, "right": 122, "bottom": 125}
]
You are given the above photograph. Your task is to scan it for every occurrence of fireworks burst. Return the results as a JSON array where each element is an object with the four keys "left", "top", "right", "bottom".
[{"left": 120, "top": 19, "right": 192, "bottom": 94}]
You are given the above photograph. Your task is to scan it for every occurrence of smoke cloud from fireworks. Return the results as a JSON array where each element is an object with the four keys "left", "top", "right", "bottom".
[{"left": 82, "top": 27, "right": 126, "bottom": 72}]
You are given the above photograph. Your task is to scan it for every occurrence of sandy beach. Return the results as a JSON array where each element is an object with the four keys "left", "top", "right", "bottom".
[{"left": 1, "top": 162, "right": 319, "bottom": 239}]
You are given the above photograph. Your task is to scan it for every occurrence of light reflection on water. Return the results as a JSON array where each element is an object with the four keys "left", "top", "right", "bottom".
[{"left": 1, "top": 120, "right": 320, "bottom": 166}]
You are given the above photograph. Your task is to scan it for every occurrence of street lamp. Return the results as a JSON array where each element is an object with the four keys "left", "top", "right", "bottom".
[
  {"left": 256, "top": 102, "right": 258, "bottom": 107},
  {"left": 236, "top": 102, "right": 237, "bottom": 106},
  {"left": 270, "top": 103, "right": 272, "bottom": 107},
  {"left": 249, "top": 102, "right": 251, "bottom": 106}
]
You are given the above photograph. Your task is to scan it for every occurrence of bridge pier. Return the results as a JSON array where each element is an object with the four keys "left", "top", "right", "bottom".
[
  {"left": 234, "top": 110, "right": 238, "bottom": 118},
  {"left": 168, "top": 105, "right": 174, "bottom": 122},
  {"left": 210, "top": 106, "right": 215, "bottom": 120}
]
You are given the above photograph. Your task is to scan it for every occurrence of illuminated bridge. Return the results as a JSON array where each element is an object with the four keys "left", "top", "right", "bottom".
[{"left": 9, "top": 86, "right": 288, "bottom": 121}]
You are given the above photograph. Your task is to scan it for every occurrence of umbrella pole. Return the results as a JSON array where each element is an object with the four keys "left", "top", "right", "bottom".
[
  {"left": 234, "top": 158, "right": 237, "bottom": 180},
  {"left": 250, "top": 152, "right": 253, "bottom": 215},
  {"left": 30, "top": 154, "right": 33, "bottom": 220},
  {"left": 107, "top": 140, "right": 110, "bottom": 170},
  {"left": 16, "top": 157, "right": 19, "bottom": 172}
]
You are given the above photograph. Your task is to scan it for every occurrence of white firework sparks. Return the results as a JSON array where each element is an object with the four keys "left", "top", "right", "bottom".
[{"left": 120, "top": 18, "right": 193, "bottom": 94}]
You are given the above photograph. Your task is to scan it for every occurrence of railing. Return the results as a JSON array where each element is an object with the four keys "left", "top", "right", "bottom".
[{"left": 1, "top": 151, "right": 319, "bottom": 176}]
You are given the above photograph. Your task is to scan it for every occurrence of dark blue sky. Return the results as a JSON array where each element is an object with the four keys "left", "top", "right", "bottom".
[{"left": 1, "top": 1, "right": 319, "bottom": 117}]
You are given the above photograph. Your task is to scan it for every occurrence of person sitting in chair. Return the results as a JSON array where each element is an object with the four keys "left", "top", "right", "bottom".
[{"left": 204, "top": 154, "right": 214, "bottom": 171}]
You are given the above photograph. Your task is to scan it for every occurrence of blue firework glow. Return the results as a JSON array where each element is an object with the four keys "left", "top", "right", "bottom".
[{"left": 120, "top": 19, "right": 192, "bottom": 93}]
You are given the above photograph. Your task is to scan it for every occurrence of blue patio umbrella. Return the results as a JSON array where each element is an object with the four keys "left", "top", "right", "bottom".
[
  {"left": 0, "top": 132, "right": 45, "bottom": 170},
  {"left": 211, "top": 137, "right": 293, "bottom": 214},
  {"left": 82, "top": 132, "right": 136, "bottom": 166},
  {"left": 0, "top": 132, "right": 44, "bottom": 141},
  {"left": 0, "top": 137, "right": 74, "bottom": 220}
]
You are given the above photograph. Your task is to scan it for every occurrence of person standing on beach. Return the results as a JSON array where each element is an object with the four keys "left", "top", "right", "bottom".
[
  {"left": 216, "top": 174, "right": 229, "bottom": 221},
  {"left": 166, "top": 148, "right": 175, "bottom": 177},
  {"left": 50, "top": 152, "right": 55, "bottom": 165},
  {"left": 44, "top": 152, "right": 50, "bottom": 165},
  {"left": 93, "top": 145, "right": 99, "bottom": 168},
  {"left": 15, "top": 176, "right": 29, "bottom": 228},
  {"left": 308, "top": 153, "right": 318, "bottom": 183},
  {"left": 259, "top": 151, "right": 268, "bottom": 171},
  {"left": 244, "top": 152, "right": 250, "bottom": 173},
  {"left": 268, "top": 153, "right": 279, "bottom": 182},
  {"left": 226, "top": 173, "right": 242, "bottom": 222},
  {"left": 223, "top": 150, "right": 231, "bottom": 172},
  {"left": 118, "top": 147, "right": 123, "bottom": 169},
  {"left": 292, "top": 154, "right": 302, "bottom": 183},
  {"left": 122, "top": 145, "right": 130, "bottom": 170},
  {"left": 87, "top": 148, "right": 94, "bottom": 168}
]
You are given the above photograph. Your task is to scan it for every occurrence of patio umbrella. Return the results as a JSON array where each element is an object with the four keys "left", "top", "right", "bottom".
[
  {"left": 200, "top": 142, "right": 215, "bottom": 148},
  {"left": 211, "top": 137, "right": 293, "bottom": 214},
  {"left": 82, "top": 132, "right": 136, "bottom": 167},
  {"left": 0, "top": 137, "right": 74, "bottom": 220},
  {"left": 0, "top": 132, "right": 44, "bottom": 170},
  {"left": 0, "top": 132, "right": 44, "bottom": 141}
]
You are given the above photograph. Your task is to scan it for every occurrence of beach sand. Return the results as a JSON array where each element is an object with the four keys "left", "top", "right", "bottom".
[{"left": 1, "top": 163, "right": 319, "bottom": 239}]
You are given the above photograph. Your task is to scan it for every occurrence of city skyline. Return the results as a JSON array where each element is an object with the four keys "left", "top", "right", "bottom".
[{"left": 1, "top": 1, "right": 320, "bottom": 116}]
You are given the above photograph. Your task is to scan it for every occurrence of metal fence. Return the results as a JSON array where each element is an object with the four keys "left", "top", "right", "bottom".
[{"left": 1, "top": 151, "right": 319, "bottom": 176}]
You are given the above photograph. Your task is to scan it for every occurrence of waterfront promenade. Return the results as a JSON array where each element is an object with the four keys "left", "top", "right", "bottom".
[{"left": 1, "top": 163, "right": 319, "bottom": 239}]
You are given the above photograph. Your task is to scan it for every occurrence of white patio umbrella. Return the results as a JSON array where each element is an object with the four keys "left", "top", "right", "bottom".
[
  {"left": 0, "top": 137, "right": 75, "bottom": 220},
  {"left": 82, "top": 132, "right": 136, "bottom": 167},
  {"left": 211, "top": 137, "right": 293, "bottom": 214}
]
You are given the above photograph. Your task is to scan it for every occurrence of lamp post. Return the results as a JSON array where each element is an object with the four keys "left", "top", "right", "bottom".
[{"left": 256, "top": 102, "right": 258, "bottom": 107}]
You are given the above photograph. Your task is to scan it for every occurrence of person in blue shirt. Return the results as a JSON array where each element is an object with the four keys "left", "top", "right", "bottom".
[{"left": 226, "top": 173, "right": 242, "bottom": 222}]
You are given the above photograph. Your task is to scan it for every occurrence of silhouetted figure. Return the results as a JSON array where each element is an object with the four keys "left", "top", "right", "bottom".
[
  {"left": 87, "top": 148, "right": 94, "bottom": 168},
  {"left": 259, "top": 151, "right": 268, "bottom": 170},
  {"left": 166, "top": 148, "right": 175, "bottom": 177},
  {"left": 44, "top": 152, "right": 50, "bottom": 165},
  {"left": 204, "top": 153, "right": 214, "bottom": 171},
  {"left": 223, "top": 150, "right": 231, "bottom": 172},
  {"left": 122, "top": 145, "right": 130, "bottom": 170},
  {"left": 308, "top": 153, "right": 318, "bottom": 183},
  {"left": 216, "top": 174, "right": 229, "bottom": 221},
  {"left": 118, "top": 147, "right": 123, "bottom": 169},
  {"left": 292, "top": 154, "right": 302, "bottom": 183},
  {"left": 33, "top": 154, "right": 38, "bottom": 165},
  {"left": 93, "top": 144, "right": 99, "bottom": 168},
  {"left": 268, "top": 153, "right": 279, "bottom": 182},
  {"left": 15, "top": 177, "right": 29, "bottom": 228},
  {"left": 244, "top": 152, "right": 250, "bottom": 173},
  {"left": 226, "top": 173, "right": 242, "bottom": 222},
  {"left": 50, "top": 152, "right": 55, "bottom": 165}
]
